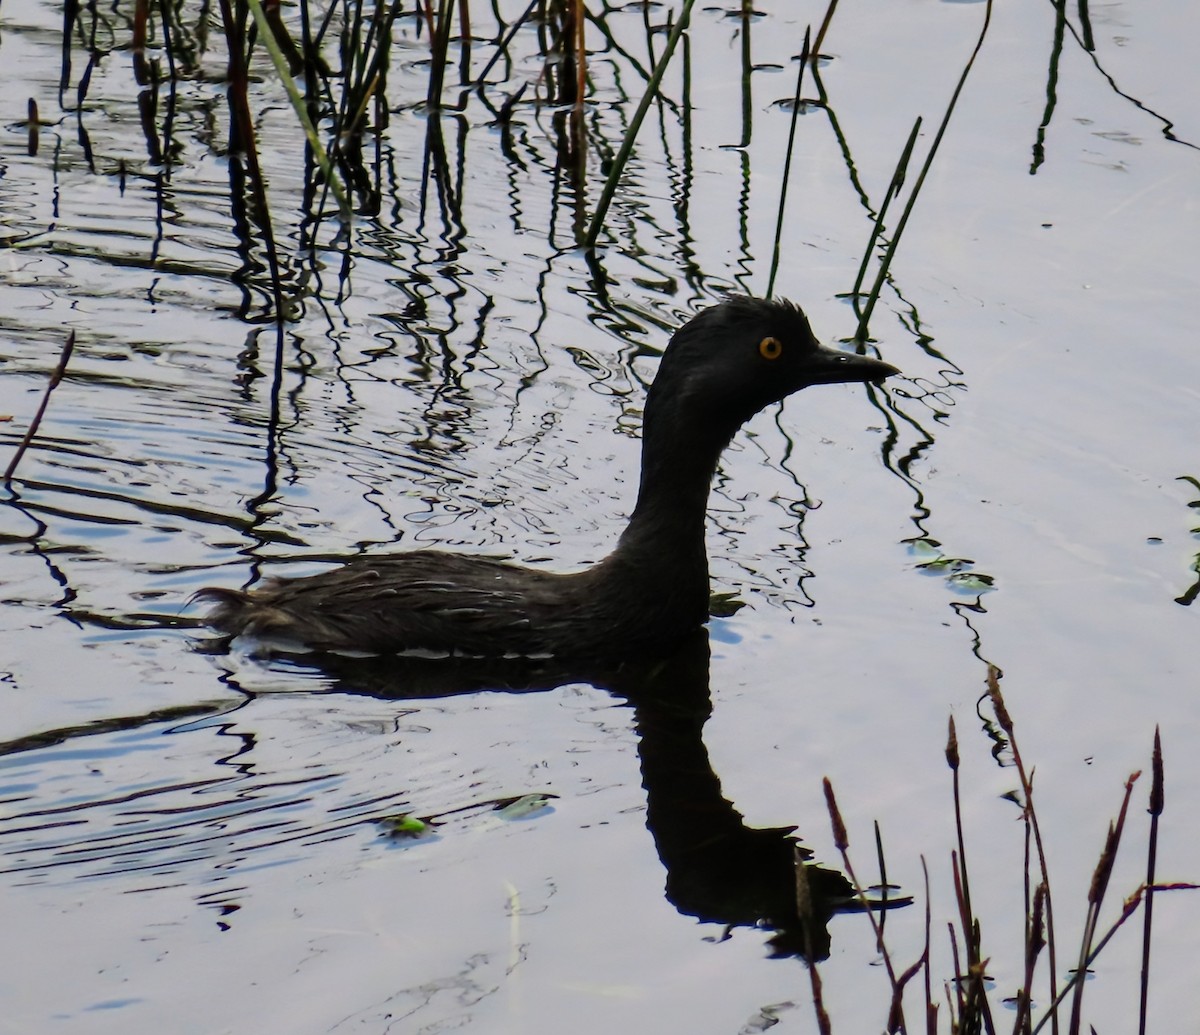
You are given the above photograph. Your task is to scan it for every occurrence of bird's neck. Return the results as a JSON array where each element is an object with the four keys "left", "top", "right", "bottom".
[{"left": 610, "top": 400, "right": 736, "bottom": 592}]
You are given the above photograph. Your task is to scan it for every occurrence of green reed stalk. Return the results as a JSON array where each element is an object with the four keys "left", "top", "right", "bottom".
[
  {"left": 765, "top": 28, "right": 810, "bottom": 300},
  {"left": 849, "top": 117, "right": 920, "bottom": 305},
  {"left": 584, "top": 0, "right": 696, "bottom": 249},
  {"left": 812, "top": 0, "right": 840, "bottom": 57},
  {"left": 246, "top": 0, "right": 350, "bottom": 219},
  {"left": 854, "top": 0, "right": 993, "bottom": 343}
]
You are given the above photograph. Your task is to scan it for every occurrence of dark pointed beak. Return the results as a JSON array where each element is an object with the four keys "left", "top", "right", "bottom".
[{"left": 804, "top": 342, "right": 900, "bottom": 386}]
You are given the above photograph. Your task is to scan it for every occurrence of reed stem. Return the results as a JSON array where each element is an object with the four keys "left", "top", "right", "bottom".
[
  {"left": 3, "top": 332, "right": 76, "bottom": 486},
  {"left": 765, "top": 28, "right": 811, "bottom": 300},
  {"left": 584, "top": 0, "right": 696, "bottom": 249}
]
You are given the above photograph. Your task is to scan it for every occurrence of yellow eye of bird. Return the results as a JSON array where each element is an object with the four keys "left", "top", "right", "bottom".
[{"left": 758, "top": 336, "right": 783, "bottom": 360}]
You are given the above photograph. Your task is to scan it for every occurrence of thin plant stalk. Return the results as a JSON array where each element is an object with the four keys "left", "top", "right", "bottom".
[
  {"left": 1139, "top": 727, "right": 1163, "bottom": 1035},
  {"left": 584, "top": 0, "right": 697, "bottom": 249},
  {"left": 823, "top": 778, "right": 908, "bottom": 1032},
  {"left": 1068, "top": 772, "right": 1141, "bottom": 1035},
  {"left": 795, "top": 851, "right": 833, "bottom": 1035},
  {"left": 947, "top": 717, "right": 974, "bottom": 940},
  {"left": 458, "top": 0, "right": 472, "bottom": 77},
  {"left": 1013, "top": 882, "right": 1047, "bottom": 1034},
  {"left": 854, "top": 0, "right": 993, "bottom": 343},
  {"left": 875, "top": 819, "right": 890, "bottom": 939},
  {"left": 427, "top": 0, "right": 454, "bottom": 108},
  {"left": 946, "top": 715, "right": 993, "bottom": 1035},
  {"left": 218, "top": 0, "right": 288, "bottom": 323},
  {"left": 765, "top": 27, "right": 810, "bottom": 300},
  {"left": 475, "top": 0, "right": 540, "bottom": 84},
  {"left": 947, "top": 918, "right": 965, "bottom": 1025},
  {"left": 574, "top": 0, "right": 586, "bottom": 114},
  {"left": 949, "top": 852, "right": 995, "bottom": 1035},
  {"left": 921, "top": 858, "right": 936, "bottom": 1035},
  {"left": 812, "top": 0, "right": 840, "bottom": 57},
  {"left": 3, "top": 332, "right": 76, "bottom": 485},
  {"left": 245, "top": 0, "right": 350, "bottom": 220},
  {"left": 987, "top": 667, "right": 1060, "bottom": 1035},
  {"left": 1028, "top": 879, "right": 1198, "bottom": 1035},
  {"left": 849, "top": 116, "right": 920, "bottom": 304}
]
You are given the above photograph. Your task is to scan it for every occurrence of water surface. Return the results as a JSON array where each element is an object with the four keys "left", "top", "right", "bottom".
[{"left": 2, "top": 0, "right": 1198, "bottom": 1030}]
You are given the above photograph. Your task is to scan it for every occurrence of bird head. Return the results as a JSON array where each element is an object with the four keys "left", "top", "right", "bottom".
[{"left": 650, "top": 296, "right": 900, "bottom": 437}]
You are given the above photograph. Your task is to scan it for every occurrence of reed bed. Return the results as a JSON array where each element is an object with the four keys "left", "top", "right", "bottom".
[
  {"left": 48, "top": 0, "right": 1002, "bottom": 341},
  {"left": 816, "top": 666, "right": 1194, "bottom": 1034}
]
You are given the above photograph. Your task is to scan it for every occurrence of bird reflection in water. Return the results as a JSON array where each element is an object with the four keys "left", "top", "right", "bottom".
[{"left": 226, "top": 628, "right": 906, "bottom": 961}]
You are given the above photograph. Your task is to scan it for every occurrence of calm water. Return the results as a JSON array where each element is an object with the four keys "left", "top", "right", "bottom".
[{"left": 2, "top": 1, "right": 1198, "bottom": 1031}]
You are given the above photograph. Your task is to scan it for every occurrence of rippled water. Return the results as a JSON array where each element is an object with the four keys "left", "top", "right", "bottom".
[{"left": 2, "top": 0, "right": 1199, "bottom": 1031}]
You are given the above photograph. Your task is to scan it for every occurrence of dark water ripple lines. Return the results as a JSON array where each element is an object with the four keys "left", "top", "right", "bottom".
[{"left": 0, "top": 712, "right": 412, "bottom": 887}]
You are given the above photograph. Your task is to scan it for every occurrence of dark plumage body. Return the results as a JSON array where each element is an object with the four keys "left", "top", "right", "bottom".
[{"left": 199, "top": 297, "right": 898, "bottom": 658}]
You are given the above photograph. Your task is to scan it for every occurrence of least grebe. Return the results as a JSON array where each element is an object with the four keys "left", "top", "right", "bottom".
[{"left": 199, "top": 296, "right": 899, "bottom": 657}]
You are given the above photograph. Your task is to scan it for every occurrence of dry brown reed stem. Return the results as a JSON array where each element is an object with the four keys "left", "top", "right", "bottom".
[
  {"left": 1028, "top": 879, "right": 1196, "bottom": 1035},
  {"left": 133, "top": 0, "right": 151, "bottom": 85},
  {"left": 1013, "top": 881, "right": 1047, "bottom": 1034},
  {"left": 824, "top": 777, "right": 848, "bottom": 851},
  {"left": 948, "top": 714, "right": 997, "bottom": 1035},
  {"left": 948, "top": 852, "right": 996, "bottom": 1035},
  {"left": 3, "top": 332, "right": 76, "bottom": 486},
  {"left": 873, "top": 821, "right": 928, "bottom": 1028},
  {"left": 795, "top": 851, "right": 833, "bottom": 1035},
  {"left": 946, "top": 919, "right": 964, "bottom": 1025},
  {"left": 921, "top": 858, "right": 936, "bottom": 1035},
  {"left": 986, "top": 665, "right": 1060, "bottom": 1035},
  {"left": 822, "top": 778, "right": 908, "bottom": 1032},
  {"left": 1139, "top": 727, "right": 1163, "bottom": 1035},
  {"left": 26, "top": 98, "right": 39, "bottom": 156},
  {"left": 1067, "top": 771, "right": 1141, "bottom": 1035},
  {"left": 946, "top": 717, "right": 975, "bottom": 950},
  {"left": 458, "top": 0, "right": 471, "bottom": 60},
  {"left": 892, "top": 950, "right": 928, "bottom": 1034}
]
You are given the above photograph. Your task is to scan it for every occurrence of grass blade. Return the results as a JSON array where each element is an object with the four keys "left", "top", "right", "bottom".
[
  {"left": 765, "top": 28, "right": 811, "bottom": 300},
  {"left": 584, "top": 0, "right": 697, "bottom": 249},
  {"left": 854, "top": 0, "right": 994, "bottom": 343},
  {"left": 245, "top": 0, "right": 351, "bottom": 221},
  {"left": 1139, "top": 728, "right": 1163, "bottom": 1035}
]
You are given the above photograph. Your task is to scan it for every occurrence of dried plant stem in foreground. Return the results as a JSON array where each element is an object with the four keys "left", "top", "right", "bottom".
[
  {"left": 817, "top": 668, "right": 1195, "bottom": 1034},
  {"left": 3, "top": 331, "right": 76, "bottom": 486}
]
